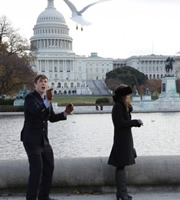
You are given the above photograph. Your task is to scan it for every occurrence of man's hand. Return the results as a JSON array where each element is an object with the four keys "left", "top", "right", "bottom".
[
  {"left": 65, "top": 104, "right": 74, "bottom": 115},
  {"left": 46, "top": 88, "right": 53, "bottom": 101}
]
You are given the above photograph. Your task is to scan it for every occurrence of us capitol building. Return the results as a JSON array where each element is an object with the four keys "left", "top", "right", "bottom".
[{"left": 30, "top": 0, "right": 179, "bottom": 95}]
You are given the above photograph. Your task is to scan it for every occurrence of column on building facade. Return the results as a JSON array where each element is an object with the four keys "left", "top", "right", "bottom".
[
  {"left": 38, "top": 40, "right": 40, "bottom": 48},
  {"left": 49, "top": 39, "right": 51, "bottom": 48},
  {"left": 59, "top": 39, "right": 61, "bottom": 48},
  {"left": 40, "top": 39, "right": 42, "bottom": 48},
  {"left": 39, "top": 60, "right": 41, "bottom": 73},
  {"left": 63, "top": 60, "right": 65, "bottom": 72},
  {"left": 43, "top": 39, "right": 46, "bottom": 48},
  {"left": 37, "top": 40, "right": 39, "bottom": 49},
  {"left": 63, "top": 40, "right": 65, "bottom": 49},
  {"left": 61, "top": 40, "right": 63, "bottom": 49},
  {"left": 71, "top": 60, "right": 73, "bottom": 72},
  {"left": 45, "top": 60, "right": 48, "bottom": 72},
  {"left": 39, "top": 40, "right": 41, "bottom": 49}
]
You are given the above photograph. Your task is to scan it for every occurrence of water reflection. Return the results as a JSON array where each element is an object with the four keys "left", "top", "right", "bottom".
[{"left": 0, "top": 113, "right": 180, "bottom": 160}]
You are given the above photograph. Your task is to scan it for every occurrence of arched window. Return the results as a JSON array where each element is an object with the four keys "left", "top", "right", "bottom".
[{"left": 57, "top": 82, "right": 61, "bottom": 88}]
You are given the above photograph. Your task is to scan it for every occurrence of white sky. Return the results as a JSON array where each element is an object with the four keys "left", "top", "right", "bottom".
[{"left": 1, "top": 0, "right": 180, "bottom": 59}]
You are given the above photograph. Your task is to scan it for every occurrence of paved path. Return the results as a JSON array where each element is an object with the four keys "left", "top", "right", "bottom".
[{"left": 0, "top": 192, "right": 180, "bottom": 200}]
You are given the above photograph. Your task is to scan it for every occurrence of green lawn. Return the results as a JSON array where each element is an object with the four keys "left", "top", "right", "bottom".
[{"left": 52, "top": 95, "right": 112, "bottom": 105}]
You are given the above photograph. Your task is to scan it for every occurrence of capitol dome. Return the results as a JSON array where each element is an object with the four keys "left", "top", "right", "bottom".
[
  {"left": 30, "top": 0, "right": 73, "bottom": 53},
  {"left": 37, "top": 1, "right": 66, "bottom": 24}
]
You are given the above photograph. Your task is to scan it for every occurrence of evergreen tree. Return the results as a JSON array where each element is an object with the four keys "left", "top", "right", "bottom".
[{"left": 105, "top": 66, "right": 148, "bottom": 91}]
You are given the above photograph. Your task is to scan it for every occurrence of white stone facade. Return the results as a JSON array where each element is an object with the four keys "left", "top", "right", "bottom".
[
  {"left": 113, "top": 54, "right": 176, "bottom": 79},
  {"left": 30, "top": 0, "right": 113, "bottom": 95},
  {"left": 31, "top": 0, "right": 178, "bottom": 94}
]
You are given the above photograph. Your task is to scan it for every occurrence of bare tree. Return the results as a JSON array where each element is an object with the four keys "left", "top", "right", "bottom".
[
  {"left": 0, "top": 16, "right": 36, "bottom": 96},
  {"left": 0, "top": 16, "right": 12, "bottom": 44}
]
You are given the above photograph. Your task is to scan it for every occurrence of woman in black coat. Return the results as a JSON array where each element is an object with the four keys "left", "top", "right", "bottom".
[{"left": 108, "top": 84, "right": 143, "bottom": 200}]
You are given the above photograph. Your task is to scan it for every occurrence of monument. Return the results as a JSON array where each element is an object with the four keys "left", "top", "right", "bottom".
[
  {"left": 13, "top": 86, "right": 30, "bottom": 106},
  {"left": 154, "top": 56, "right": 180, "bottom": 110},
  {"left": 132, "top": 57, "right": 180, "bottom": 112},
  {"left": 142, "top": 88, "right": 152, "bottom": 102},
  {"left": 132, "top": 90, "right": 141, "bottom": 102}
]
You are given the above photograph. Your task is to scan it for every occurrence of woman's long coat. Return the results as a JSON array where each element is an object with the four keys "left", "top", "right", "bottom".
[{"left": 108, "top": 101, "right": 136, "bottom": 167}]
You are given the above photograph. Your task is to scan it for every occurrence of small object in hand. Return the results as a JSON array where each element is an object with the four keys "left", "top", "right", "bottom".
[
  {"left": 65, "top": 103, "right": 74, "bottom": 114},
  {"left": 138, "top": 119, "right": 143, "bottom": 126},
  {"left": 46, "top": 87, "right": 53, "bottom": 101}
]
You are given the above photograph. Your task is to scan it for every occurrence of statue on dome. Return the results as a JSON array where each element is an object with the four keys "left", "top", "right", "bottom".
[{"left": 48, "top": 0, "right": 54, "bottom": 7}]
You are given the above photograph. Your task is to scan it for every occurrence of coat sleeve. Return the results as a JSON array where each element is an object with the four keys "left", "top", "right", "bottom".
[
  {"left": 49, "top": 103, "right": 67, "bottom": 122},
  {"left": 112, "top": 103, "right": 135, "bottom": 129}
]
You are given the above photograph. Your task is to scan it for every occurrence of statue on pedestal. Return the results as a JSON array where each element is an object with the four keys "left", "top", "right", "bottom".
[
  {"left": 165, "top": 57, "right": 175, "bottom": 76},
  {"left": 132, "top": 90, "right": 141, "bottom": 102},
  {"left": 13, "top": 86, "right": 30, "bottom": 106},
  {"left": 144, "top": 88, "right": 150, "bottom": 96},
  {"left": 134, "top": 90, "right": 139, "bottom": 97}
]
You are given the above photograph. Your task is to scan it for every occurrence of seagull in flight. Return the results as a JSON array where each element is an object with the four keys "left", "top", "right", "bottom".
[{"left": 64, "top": 0, "right": 109, "bottom": 31}]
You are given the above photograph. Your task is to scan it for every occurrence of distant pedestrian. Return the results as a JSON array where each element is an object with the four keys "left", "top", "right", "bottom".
[
  {"left": 108, "top": 84, "right": 143, "bottom": 200},
  {"left": 95, "top": 104, "right": 99, "bottom": 111},
  {"left": 20, "top": 74, "right": 74, "bottom": 200}
]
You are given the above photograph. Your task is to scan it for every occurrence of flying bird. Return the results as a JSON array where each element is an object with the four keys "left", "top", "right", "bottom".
[{"left": 63, "top": 0, "right": 109, "bottom": 31}]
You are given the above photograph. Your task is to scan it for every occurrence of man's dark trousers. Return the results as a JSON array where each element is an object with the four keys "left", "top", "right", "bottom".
[{"left": 24, "top": 143, "right": 54, "bottom": 200}]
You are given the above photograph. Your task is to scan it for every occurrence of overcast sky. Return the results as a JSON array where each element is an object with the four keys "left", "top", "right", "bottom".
[{"left": 1, "top": 0, "right": 180, "bottom": 58}]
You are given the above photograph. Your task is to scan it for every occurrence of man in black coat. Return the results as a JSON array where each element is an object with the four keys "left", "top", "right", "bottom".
[{"left": 21, "top": 74, "right": 73, "bottom": 200}]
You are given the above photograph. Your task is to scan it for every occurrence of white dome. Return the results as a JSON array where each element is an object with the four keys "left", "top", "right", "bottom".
[
  {"left": 31, "top": 0, "right": 73, "bottom": 53},
  {"left": 37, "top": 8, "right": 66, "bottom": 24},
  {"left": 37, "top": 0, "right": 66, "bottom": 24}
]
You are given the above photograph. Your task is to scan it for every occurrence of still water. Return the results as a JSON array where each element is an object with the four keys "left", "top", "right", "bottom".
[{"left": 0, "top": 112, "right": 180, "bottom": 160}]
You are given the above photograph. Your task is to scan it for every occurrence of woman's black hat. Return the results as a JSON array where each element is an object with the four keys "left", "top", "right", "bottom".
[{"left": 114, "top": 86, "right": 132, "bottom": 97}]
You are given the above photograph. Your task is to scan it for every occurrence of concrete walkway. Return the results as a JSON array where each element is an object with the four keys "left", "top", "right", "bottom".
[{"left": 0, "top": 192, "right": 180, "bottom": 200}]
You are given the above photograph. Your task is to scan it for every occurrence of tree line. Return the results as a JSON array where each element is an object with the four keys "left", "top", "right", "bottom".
[
  {"left": 1, "top": 15, "right": 180, "bottom": 98},
  {"left": 105, "top": 66, "right": 180, "bottom": 98},
  {"left": 0, "top": 16, "right": 36, "bottom": 97},
  {"left": 105, "top": 66, "right": 156, "bottom": 97}
]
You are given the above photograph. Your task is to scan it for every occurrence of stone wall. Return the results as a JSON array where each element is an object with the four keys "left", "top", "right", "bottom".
[{"left": 0, "top": 156, "right": 180, "bottom": 192}]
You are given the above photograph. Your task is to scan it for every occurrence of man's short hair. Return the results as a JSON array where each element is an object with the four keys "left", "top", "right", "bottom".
[{"left": 34, "top": 74, "right": 48, "bottom": 83}]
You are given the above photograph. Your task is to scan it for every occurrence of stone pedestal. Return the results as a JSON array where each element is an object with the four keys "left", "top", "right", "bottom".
[
  {"left": 154, "top": 76, "right": 180, "bottom": 110},
  {"left": 142, "top": 95, "right": 152, "bottom": 101},
  {"left": 132, "top": 76, "right": 180, "bottom": 112},
  {"left": 132, "top": 96, "right": 141, "bottom": 102},
  {"left": 13, "top": 99, "right": 24, "bottom": 106},
  {"left": 157, "top": 76, "right": 179, "bottom": 101}
]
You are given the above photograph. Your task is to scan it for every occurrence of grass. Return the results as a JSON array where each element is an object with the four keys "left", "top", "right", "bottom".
[{"left": 52, "top": 95, "right": 112, "bottom": 105}]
